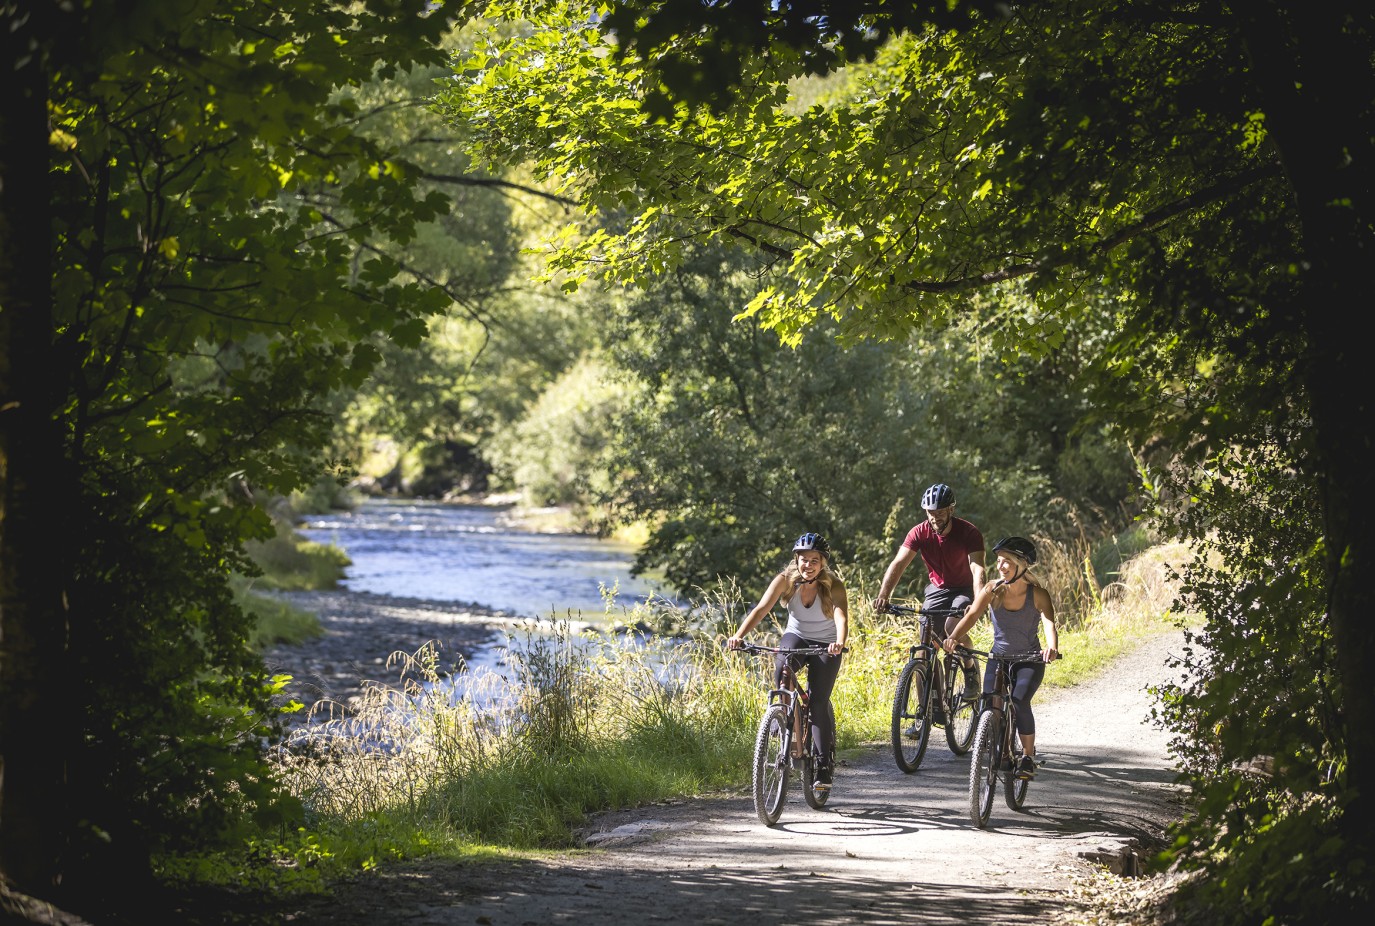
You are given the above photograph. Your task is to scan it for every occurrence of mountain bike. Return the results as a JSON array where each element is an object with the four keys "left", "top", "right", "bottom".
[
  {"left": 965, "top": 648, "right": 1060, "bottom": 828},
  {"left": 734, "top": 642, "right": 844, "bottom": 826},
  {"left": 881, "top": 603, "right": 981, "bottom": 772}
]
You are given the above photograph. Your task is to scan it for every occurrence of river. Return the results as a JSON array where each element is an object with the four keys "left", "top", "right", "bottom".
[{"left": 296, "top": 497, "right": 675, "bottom": 621}]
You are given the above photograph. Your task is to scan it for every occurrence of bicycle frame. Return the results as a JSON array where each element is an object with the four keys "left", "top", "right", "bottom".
[
  {"left": 766, "top": 659, "right": 810, "bottom": 762},
  {"left": 735, "top": 642, "right": 841, "bottom": 825},
  {"left": 884, "top": 603, "right": 979, "bottom": 771}
]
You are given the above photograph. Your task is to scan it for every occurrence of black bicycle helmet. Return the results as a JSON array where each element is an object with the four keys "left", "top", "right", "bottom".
[
  {"left": 792, "top": 532, "right": 831, "bottom": 556},
  {"left": 991, "top": 536, "right": 1037, "bottom": 565},
  {"left": 921, "top": 483, "right": 956, "bottom": 510}
]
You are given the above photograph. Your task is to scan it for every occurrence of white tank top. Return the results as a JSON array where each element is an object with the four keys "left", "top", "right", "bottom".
[{"left": 783, "top": 584, "right": 837, "bottom": 643}]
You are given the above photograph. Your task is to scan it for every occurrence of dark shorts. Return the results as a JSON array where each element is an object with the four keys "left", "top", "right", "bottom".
[
  {"left": 924, "top": 584, "right": 974, "bottom": 638},
  {"left": 923, "top": 584, "right": 975, "bottom": 612}
]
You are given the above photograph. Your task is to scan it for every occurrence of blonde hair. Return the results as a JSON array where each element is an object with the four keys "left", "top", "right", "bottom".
[
  {"left": 990, "top": 552, "right": 1037, "bottom": 607},
  {"left": 780, "top": 558, "right": 845, "bottom": 618}
]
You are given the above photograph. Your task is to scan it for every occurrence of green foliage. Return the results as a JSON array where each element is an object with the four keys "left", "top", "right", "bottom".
[
  {"left": 9, "top": 0, "right": 480, "bottom": 906},
  {"left": 484, "top": 354, "right": 631, "bottom": 509},
  {"left": 592, "top": 244, "right": 1135, "bottom": 595},
  {"left": 1148, "top": 437, "right": 1366, "bottom": 921},
  {"left": 440, "top": 3, "right": 1375, "bottom": 921},
  {"left": 600, "top": 0, "right": 1005, "bottom": 116}
]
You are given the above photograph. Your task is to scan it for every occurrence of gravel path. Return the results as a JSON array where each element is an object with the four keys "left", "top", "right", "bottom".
[{"left": 266, "top": 596, "right": 1191, "bottom": 926}]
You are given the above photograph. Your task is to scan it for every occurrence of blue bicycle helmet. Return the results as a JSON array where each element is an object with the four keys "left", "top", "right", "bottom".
[
  {"left": 921, "top": 483, "right": 956, "bottom": 510},
  {"left": 991, "top": 536, "right": 1037, "bottom": 565},
  {"left": 792, "top": 532, "right": 831, "bottom": 556}
]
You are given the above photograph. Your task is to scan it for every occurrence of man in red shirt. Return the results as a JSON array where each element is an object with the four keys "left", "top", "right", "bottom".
[{"left": 872, "top": 483, "right": 986, "bottom": 695}]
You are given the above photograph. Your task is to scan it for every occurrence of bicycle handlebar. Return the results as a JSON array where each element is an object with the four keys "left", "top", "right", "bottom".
[
  {"left": 876, "top": 603, "right": 966, "bottom": 618},
  {"left": 962, "top": 647, "right": 1063, "bottom": 662},
  {"left": 730, "top": 642, "right": 849, "bottom": 656}
]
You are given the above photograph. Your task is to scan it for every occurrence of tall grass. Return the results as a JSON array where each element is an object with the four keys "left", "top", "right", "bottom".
[{"left": 253, "top": 535, "right": 1187, "bottom": 887}]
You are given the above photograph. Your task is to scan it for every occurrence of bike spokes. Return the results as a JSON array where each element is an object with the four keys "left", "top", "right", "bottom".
[
  {"left": 891, "top": 660, "right": 932, "bottom": 773},
  {"left": 752, "top": 705, "right": 790, "bottom": 826}
]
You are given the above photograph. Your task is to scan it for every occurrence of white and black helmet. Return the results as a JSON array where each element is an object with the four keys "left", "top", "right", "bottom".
[
  {"left": 921, "top": 483, "right": 956, "bottom": 510},
  {"left": 792, "top": 532, "right": 831, "bottom": 557}
]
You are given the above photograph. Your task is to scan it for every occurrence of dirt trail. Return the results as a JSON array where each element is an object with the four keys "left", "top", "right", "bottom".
[{"left": 276, "top": 629, "right": 1189, "bottom": 926}]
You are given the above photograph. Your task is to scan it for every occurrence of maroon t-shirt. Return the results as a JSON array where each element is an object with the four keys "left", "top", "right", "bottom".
[{"left": 902, "top": 518, "right": 985, "bottom": 588}]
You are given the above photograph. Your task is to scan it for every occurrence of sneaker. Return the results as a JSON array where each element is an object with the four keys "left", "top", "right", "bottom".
[
  {"left": 962, "top": 664, "right": 980, "bottom": 699},
  {"left": 903, "top": 722, "right": 921, "bottom": 736},
  {"left": 1016, "top": 755, "right": 1037, "bottom": 780},
  {"left": 814, "top": 763, "right": 833, "bottom": 790}
]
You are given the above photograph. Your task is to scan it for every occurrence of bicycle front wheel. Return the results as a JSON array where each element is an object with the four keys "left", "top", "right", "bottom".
[
  {"left": 944, "top": 662, "right": 979, "bottom": 755},
  {"left": 752, "top": 704, "right": 791, "bottom": 826},
  {"left": 891, "top": 659, "right": 932, "bottom": 773},
  {"left": 968, "top": 709, "right": 1000, "bottom": 828}
]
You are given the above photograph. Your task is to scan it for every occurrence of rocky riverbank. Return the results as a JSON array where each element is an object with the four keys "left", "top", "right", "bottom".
[{"left": 261, "top": 590, "right": 523, "bottom": 720}]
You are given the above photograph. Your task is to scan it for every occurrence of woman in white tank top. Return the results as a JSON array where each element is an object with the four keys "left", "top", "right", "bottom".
[{"left": 728, "top": 533, "right": 850, "bottom": 790}]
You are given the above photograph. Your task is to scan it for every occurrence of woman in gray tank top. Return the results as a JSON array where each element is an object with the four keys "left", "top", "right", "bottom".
[
  {"left": 942, "top": 536, "right": 1059, "bottom": 779},
  {"left": 728, "top": 532, "right": 850, "bottom": 791}
]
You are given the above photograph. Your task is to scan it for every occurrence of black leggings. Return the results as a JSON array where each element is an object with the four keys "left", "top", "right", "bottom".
[
  {"left": 776, "top": 632, "right": 843, "bottom": 764},
  {"left": 983, "top": 660, "right": 1044, "bottom": 736}
]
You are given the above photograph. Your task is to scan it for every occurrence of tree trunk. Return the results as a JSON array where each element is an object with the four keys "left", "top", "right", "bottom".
[
  {"left": 0, "top": 4, "right": 78, "bottom": 911},
  {"left": 1237, "top": 0, "right": 1375, "bottom": 852}
]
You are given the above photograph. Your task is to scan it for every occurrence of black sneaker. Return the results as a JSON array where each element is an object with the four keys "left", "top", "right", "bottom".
[
  {"left": 1016, "top": 755, "right": 1037, "bottom": 780},
  {"left": 815, "top": 763, "right": 833, "bottom": 790}
]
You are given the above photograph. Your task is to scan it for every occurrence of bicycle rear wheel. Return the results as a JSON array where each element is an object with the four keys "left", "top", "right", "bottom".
[
  {"left": 968, "top": 709, "right": 1000, "bottom": 828},
  {"left": 1004, "top": 721, "right": 1030, "bottom": 810},
  {"left": 944, "top": 659, "right": 978, "bottom": 755},
  {"left": 891, "top": 659, "right": 932, "bottom": 773},
  {"left": 752, "top": 704, "right": 790, "bottom": 826}
]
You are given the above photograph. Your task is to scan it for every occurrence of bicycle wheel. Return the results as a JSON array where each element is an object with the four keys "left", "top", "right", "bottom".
[
  {"left": 752, "top": 704, "right": 790, "bottom": 826},
  {"left": 968, "top": 709, "right": 1000, "bottom": 828},
  {"left": 802, "top": 758, "right": 832, "bottom": 809},
  {"left": 944, "top": 659, "right": 979, "bottom": 755},
  {"left": 1004, "top": 716, "right": 1030, "bottom": 811},
  {"left": 891, "top": 659, "right": 933, "bottom": 773}
]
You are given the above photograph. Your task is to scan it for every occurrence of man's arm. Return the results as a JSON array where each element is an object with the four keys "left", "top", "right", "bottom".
[
  {"left": 968, "top": 549, "right": 986, "bottom": 592},
  {"left": 872, "top": 546, "right": 918, "bottom": 608}
]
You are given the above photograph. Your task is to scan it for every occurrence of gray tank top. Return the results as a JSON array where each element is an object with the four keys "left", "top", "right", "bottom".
[
  {"left": 990, "top": 587, "right": 1041, "bottom": 655},
  {"left": 783, "top": 583, "right": 837, "bottom": 643}
]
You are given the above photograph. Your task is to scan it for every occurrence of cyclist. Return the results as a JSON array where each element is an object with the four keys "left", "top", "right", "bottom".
[
  {"left": 727, "top": 532, "right": 849, "bottom": 791},
  {"left": 872, "top": 482, "right": 986, "bottom": 696},
  {"left": 942, "top": 535, "right": 1060, "bottom": 779}
]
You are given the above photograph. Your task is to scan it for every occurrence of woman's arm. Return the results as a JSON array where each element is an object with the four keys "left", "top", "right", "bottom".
[
  {"left": 727, "top": 573, "right": 790, "bottom": 648},
  {"left": 943, "top": 580, "right": 995, "bottom": 651},
  {"left": 1035, "top": 586, "right": 1059, "bottom": 660},
  {"left": 829, "top": 583, "right": 850, "bottom": 655}
]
